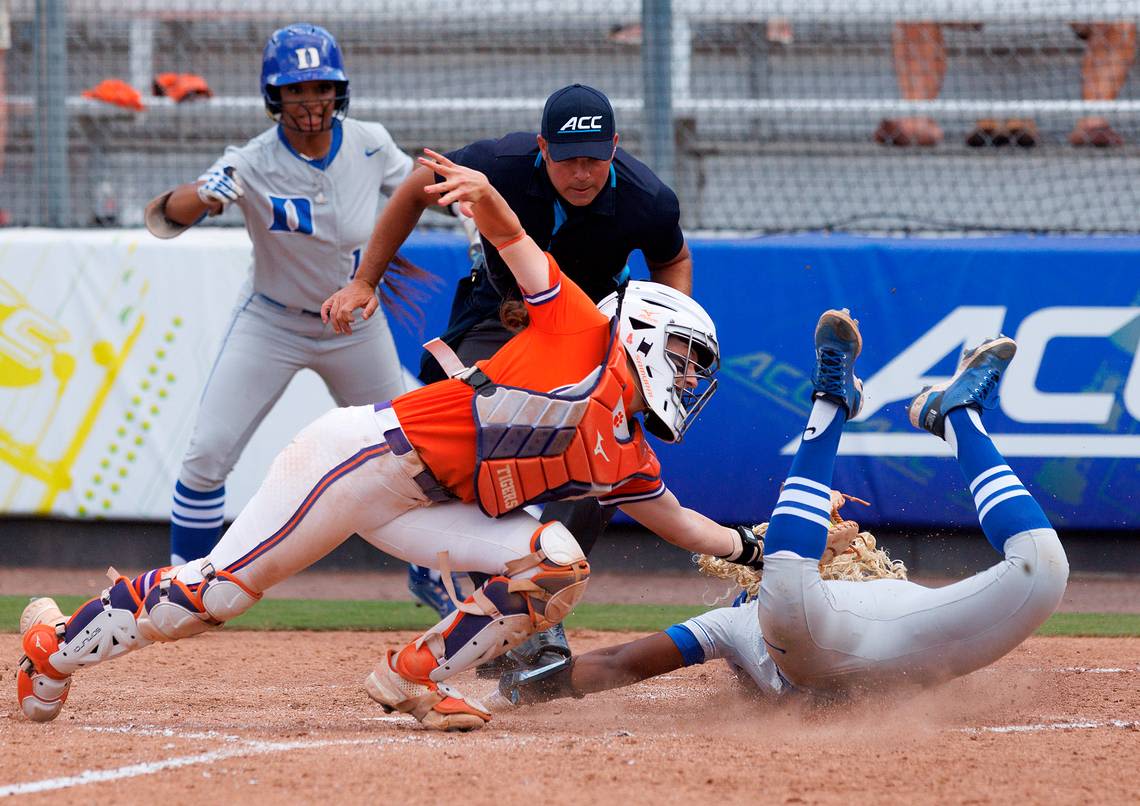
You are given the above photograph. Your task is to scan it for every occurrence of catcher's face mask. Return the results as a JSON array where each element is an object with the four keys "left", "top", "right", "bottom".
[
  {"left": 599, "top": 281, "right": 721, "bottom": 443},
  {"left": 663, "top": 329, "right": 720, "bottom": 439}
]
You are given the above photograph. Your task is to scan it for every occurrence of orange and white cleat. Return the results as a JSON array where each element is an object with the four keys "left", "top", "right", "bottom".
[
  {"left": 16, "top": 598, "right": 72, "bottom": 723},
  {"left": 365, "top": 648, "right": 491, "bottom": 732}
]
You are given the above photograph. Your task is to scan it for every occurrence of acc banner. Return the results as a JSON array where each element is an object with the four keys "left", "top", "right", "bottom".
[
  {"left": 665, "top": 234, "right": 1140, "bottom": 530},
  {"left": 2, "top": 229, "right": 1137, "bottom": 530}
]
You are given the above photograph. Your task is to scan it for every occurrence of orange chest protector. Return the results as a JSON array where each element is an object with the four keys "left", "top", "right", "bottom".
[{"left": 470, "top": 333, "right": 661, "bottom": 518}]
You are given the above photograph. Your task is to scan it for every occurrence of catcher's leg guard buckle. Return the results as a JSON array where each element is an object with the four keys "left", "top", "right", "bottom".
[{"left": 364, "top": 649, "right": 491, "bottom": 732}]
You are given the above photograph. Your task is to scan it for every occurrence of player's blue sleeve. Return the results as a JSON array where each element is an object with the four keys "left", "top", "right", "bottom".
[{"left": 664, "top": 624, "right": 706, "bottom": 666}]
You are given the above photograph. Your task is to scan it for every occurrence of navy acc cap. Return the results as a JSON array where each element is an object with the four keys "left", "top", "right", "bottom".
[{"left": 541, "top": 84, "right": 616, "bottom": 161}]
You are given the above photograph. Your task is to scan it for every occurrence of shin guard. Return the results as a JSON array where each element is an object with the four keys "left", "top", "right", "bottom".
[
  {"left": 37, "top": 564, "right": 259, "bottom": 676},
  {"left": 43, "top": 574, "right": 155, "bottom": 676},
  {"left": 140, "top": 563, "right": 260, "bottom": 641},
  {"left": 400, "top": 522, "right": 591, "bottom": 684}
]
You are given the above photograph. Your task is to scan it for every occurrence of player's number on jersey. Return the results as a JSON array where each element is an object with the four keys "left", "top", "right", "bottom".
[
  {"left": 349, "top": 248, "right": 362, "bottom": 280},
  {"left": 295, "top": 47, "right": 321, "bottom": 69}
]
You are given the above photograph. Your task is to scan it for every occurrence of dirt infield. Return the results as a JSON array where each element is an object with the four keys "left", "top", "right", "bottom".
[
  {"left": 2, "top": 568, "right": 1139, "bottom": 803},
  {"left": 2, "top": 629, "right": 1139, "bottom": 805}
]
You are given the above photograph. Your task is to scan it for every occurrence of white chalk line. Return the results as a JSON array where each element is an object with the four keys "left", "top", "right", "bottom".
[
  {"left": 84, "top": 725, "right": 245, "bottom": 742},
  {"left": 961, "top": 719, "right": 1140, "bottom": 735},
  {"left": 0, "top": 728, "right": 424, "bottom": 798},
  {"left": 6, "top": 712, "right": 1137, "bottom": 796}
]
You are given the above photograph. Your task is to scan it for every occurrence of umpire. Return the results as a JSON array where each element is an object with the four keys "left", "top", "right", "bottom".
[{"left": 322, "top": 83, "right": 692, "bottom": 676}]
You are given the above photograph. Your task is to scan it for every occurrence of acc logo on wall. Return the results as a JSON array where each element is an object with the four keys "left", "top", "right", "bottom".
[
  {"left": 781, "top": 305, "right": 1140, "bottom": 458},
  {"left": 715, "top": 299, "right": 1139, "bottom": 527}
]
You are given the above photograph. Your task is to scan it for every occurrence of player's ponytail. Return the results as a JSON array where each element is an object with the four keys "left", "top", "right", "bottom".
[
  {"left": 498, "top": 299, "right": 529, "bottom": 333},
  {"left": 379, "top": 254, "right": 445, "bottom": 336}
]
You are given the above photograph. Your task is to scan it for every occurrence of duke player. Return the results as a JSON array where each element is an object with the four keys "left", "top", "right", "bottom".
[
  {"left": 493, "top": 313, "right": 1069, "bottom": 708},
  {"left": 143, "top": 25, "right": 461, "bottom": 608},
  {"left": 17, "top": 150, "right": 764, "bottom": 732}
]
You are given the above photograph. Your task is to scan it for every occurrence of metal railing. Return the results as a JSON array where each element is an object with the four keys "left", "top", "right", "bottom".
[{"left": 9, "top": 1, "right": 1140, "bottom": 232}]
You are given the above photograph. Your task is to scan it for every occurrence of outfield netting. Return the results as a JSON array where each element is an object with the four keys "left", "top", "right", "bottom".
[{"left": 5, "top": 1, "right": 1140, "bottom": 232}]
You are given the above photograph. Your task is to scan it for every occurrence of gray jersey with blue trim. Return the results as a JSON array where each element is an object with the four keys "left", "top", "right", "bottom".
[
  {"left": 208, "top": 118, "right": 412, "bottom": 310},
  {"left": 679, "top": 598, "right": 789, "bottom": 698}
]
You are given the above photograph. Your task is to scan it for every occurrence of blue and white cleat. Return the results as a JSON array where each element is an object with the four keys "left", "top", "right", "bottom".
[
  {"left": 407, "top": 565, "right": 465, "bottom": 620},
  {"left": 908, "top": 336, "right": 1017, "bottom": 439},
  {"left": 811, "top": 308, "right": 864, "bottom": 419}
]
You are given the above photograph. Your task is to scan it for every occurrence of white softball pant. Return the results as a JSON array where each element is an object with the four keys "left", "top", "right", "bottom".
[
  {"left": 175, "top": 404, "right": 546, "bottom": 596},
  {"left": 178, "top": 291, "right": 408, "bottom": 492},
  {"left": 757, "top": 529, "right": 1069, "bottom": 692}
]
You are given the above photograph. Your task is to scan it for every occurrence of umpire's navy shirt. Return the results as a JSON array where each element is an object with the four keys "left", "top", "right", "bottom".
[{"left": 437, "top": 131, "right": 685, "bottom": 342}]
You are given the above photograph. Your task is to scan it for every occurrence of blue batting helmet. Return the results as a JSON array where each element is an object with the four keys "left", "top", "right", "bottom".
[{"left": 260, "top": 23, "right": 350, "bottom": 120}]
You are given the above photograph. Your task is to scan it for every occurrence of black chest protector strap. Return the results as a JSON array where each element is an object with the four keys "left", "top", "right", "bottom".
[
  {"left": 422, "top": 337, "right": 494, "bottom": 393},
  {"left": 462, "top": 368, "right": 494, "bottom": 394}
]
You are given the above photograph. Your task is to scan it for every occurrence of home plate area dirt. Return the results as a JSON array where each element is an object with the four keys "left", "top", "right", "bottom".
[{"left": 2, "top": 630, "right": 1138, "bottom": 805}]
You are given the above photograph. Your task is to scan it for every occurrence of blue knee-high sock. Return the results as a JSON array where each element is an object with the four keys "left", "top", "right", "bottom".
[
  {"left": 945, "top": 407, "right": 1051, "bottom": 553},
  {"left": 169, "top": 481, "right": 225, "bottom": 565},
  {"left": 763, "top": 399, "right": 845, "bottom": 560}
]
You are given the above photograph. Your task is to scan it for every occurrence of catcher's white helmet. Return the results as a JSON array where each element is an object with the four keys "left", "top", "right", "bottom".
[{"left": 598, "top": 281, "right": 720, "bottom": 443}]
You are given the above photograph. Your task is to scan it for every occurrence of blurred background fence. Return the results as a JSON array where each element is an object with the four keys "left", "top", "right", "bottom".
[
  {"left": 2, "top": 1, "right": 1139, "bottom": 555},
  {"left": 5, "top": 1, "right": 1140, "bottom": 233}
]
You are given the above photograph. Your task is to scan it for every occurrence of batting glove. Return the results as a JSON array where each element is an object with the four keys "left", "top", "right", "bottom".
[
  {"left": 722, "top": 525, "right": 764, "bottom": 571},
  {"left": 196, "top": 166, "right": 244, "bottom": 207}
]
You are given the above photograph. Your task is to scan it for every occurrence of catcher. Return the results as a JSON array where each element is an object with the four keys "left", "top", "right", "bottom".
[
  {"left": 16, "top": 150, "right": 762, "bottom": 732},
  {"left": 492, "top": 313, "right": 1069, "bottom": 708}
]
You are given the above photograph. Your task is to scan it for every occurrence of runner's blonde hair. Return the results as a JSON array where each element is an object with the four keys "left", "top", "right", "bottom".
[{"left": 698, "top": 492, "right": 907, "bottom": 598}]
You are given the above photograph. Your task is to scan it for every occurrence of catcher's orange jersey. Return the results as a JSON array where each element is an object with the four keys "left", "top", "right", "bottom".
[
  {"left": 473, "top": 327, "right": 662, "bottom": 517},
  {"left": 391, "top": 253, "right": 664, "bottom": 505}
]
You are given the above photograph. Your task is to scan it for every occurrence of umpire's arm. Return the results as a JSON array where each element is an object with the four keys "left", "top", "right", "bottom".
[
  {"left": 646, "top": 242, "right": 692, "bottom": 295},
  {"left": 356, "top": 163, "right": 437, "bottom": 289},
  {"left": 643, "top": 179, "right": 692, "bottom": 294},
  {"left": 322, "top": 164, "right": 437, "bottom": 333}
]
